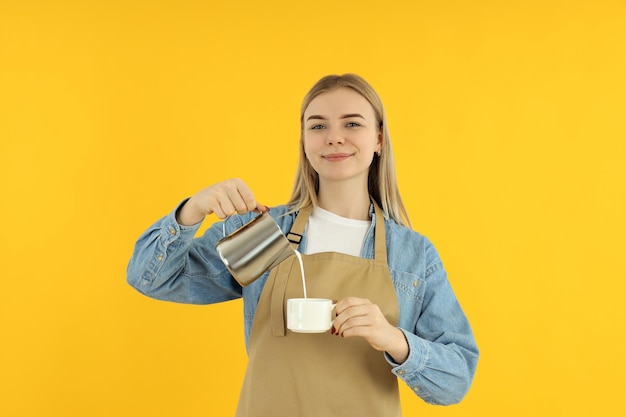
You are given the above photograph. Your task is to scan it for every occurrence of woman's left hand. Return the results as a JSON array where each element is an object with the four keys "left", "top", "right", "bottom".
[{"left": 333, "top": 297, "right": 409, "bottom": 364}]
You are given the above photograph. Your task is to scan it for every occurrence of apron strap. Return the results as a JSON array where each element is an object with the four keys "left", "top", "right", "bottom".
[
  {"left": 270, "top": 256, "right": 295, "bottom": 337},
  {"left": 287, "top": 206, "right": 312, "bottom": 249},
  {"left": 372, "top": 202, "right": 388, "bottom": 266}
]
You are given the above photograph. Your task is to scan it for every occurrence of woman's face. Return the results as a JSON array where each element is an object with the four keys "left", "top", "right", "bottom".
[{"left": 303, "top": 87, "right": 382, "bottom": 187}]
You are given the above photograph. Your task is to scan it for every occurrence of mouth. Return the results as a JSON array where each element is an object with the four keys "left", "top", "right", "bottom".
[{"left": 322, "top": 153, "right": 353, "bottom": 162}]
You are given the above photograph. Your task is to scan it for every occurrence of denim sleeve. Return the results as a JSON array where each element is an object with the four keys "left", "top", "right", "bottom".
[
  {"left": 384, "top": 245, "right": 479, "bottom": 405},
  {"left": 126, "top": 200, "right": 243, "bottom": 304}
]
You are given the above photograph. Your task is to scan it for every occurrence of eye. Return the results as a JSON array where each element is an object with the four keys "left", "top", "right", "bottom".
[
  {"left": 346, "top": 121, "right": 361, "bottom": 127},
  {"left": 310, "top": 124, "right": 325, "bottom": 130}
]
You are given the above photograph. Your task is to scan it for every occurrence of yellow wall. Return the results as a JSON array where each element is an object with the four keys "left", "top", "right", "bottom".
[{"left": 1, "top": 1, "right": 625, "bottom": 415}]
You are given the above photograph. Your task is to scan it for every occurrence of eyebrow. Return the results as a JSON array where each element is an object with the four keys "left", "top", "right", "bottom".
[{"left": 306, "top": 113, "right": 366, "bottom": 121}]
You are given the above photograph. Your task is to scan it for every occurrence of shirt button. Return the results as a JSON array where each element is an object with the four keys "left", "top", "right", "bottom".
[
  {"left": 169, "top": 228, "right": 176, "bottom": 235},
  {"left": 157, "top": 254, "right": 164, "bottom": 261},
  {"left": 412, "top": 280, "right": 418, "bottom": 287},
  {"left": 412, "top": 386, "right": 419, "bottom": 392},
  {"left": 398, "top": 370, "right": 406, "bottom": 376}
]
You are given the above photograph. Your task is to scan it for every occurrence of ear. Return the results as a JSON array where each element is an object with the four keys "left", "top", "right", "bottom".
[{"left": 377, "top": 130, "right": 383, "bottom": 153}]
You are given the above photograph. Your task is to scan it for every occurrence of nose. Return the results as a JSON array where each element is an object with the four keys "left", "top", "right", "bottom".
[{"left": 325, "top": 127, "right": 345, "bottom": 145}]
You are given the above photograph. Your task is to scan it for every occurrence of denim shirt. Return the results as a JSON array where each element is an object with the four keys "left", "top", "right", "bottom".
[{"left": 127, "top": 202, "right": 479, "bottom": 406}]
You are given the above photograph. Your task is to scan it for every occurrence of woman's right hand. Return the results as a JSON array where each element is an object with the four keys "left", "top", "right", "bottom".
[{"left": 176, "top": 178, "right": 268, "bottom": 226}]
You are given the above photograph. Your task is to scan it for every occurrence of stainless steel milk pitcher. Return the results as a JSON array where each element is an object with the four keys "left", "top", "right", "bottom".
[{"left": 215, "top": 212, "right": 295, "bottom": 286}]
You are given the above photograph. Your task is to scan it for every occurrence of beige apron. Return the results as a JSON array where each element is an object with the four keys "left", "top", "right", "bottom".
[{"left": 236, "top": 204, "right": 401, "bottom": 417}]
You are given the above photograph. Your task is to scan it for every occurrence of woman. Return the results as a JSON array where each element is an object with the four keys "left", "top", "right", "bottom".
[{"left": 127, "top": 74, "right": 479, "bottom": 416}]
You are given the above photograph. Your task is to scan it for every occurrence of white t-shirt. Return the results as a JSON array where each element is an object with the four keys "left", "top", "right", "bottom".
[{"left": 303, "top": 206, "right": 371, "bottom": 257}]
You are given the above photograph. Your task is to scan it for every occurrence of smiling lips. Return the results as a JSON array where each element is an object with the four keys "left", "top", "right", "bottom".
[{"left": 322, "top": 153, "right": 353, "bottom": 162}]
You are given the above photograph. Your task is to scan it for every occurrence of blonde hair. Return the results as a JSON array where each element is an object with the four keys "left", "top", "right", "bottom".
[{"left": 287, "top": 74, "right": 412, "bottom": 228}]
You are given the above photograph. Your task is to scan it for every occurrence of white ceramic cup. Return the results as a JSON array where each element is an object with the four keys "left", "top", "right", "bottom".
[{"left": 287, "top": 298, "right": 336, "bottom": 333}]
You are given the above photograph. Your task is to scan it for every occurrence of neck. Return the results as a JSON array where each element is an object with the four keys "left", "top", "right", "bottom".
[{"left": 317, "top": 179, "right": 371, "bottom": 220}]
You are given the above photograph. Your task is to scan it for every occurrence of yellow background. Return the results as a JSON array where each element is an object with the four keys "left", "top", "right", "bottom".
[{"left": 1, "top": 0, "right": 625, "bottom": 415}]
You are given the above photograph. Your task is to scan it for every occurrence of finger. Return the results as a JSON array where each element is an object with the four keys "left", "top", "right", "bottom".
[
  {"left": 254, "top": 202, "right": 270, "bottom": 213},
  {"left": 199, "top": 193, "right": 229, "bottom": 219},
  {"left": 233, "top": 179, "right": 259, "bottom": 213},
  {"left": 207, "top": 192, "right": 235, "bottom": 220},
  {"left": 219, "top": 179, "right": 256, "bottom": 214},
  {"left": 219, "top": 187, "right": 245, "bottom": 215},
  {"left": 212, "top": 202, "right": 233, "bottom": 219},
  {"left": 335, "top": 320, "right": 377, "bottom": 339},
  {"left": 336, "top": 316, "right": 372, "bottom": 336},
  {"left": 333, "top": 304, "right": 370, "bottom": 334},
  {"left": 335, "top": 297, "right": 372, "bottom": 316}
]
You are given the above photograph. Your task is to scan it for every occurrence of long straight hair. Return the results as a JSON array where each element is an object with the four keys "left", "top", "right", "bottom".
[{"left": 286, "top": 74, "right": 411, "bottom": 228}]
